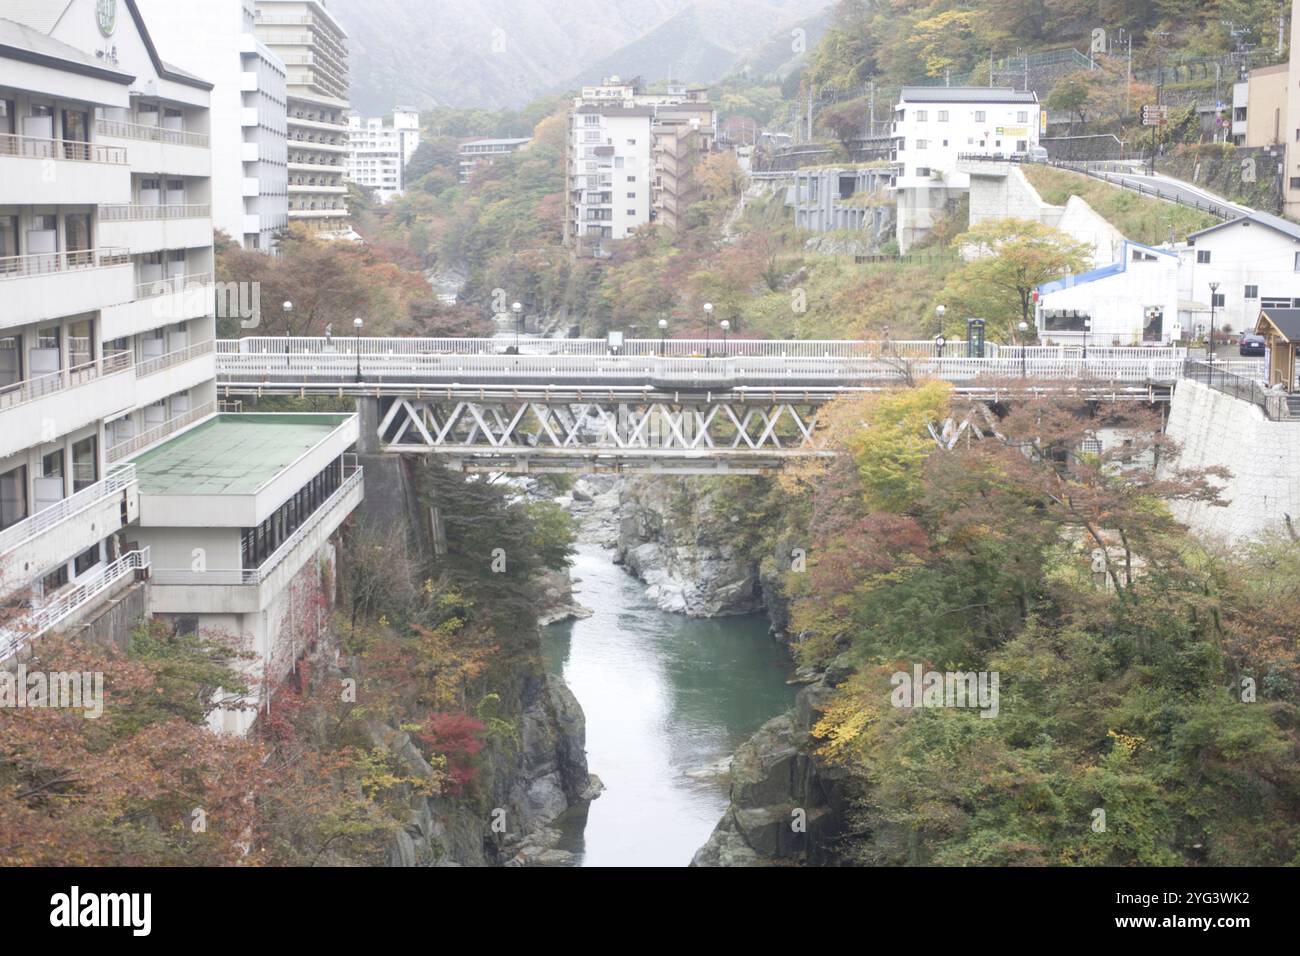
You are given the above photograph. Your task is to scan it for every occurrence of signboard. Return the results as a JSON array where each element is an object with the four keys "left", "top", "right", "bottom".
[
  {"left": 1141, "top": 104, "right": 1170, "bottom": 126},
  {"left": 997, "top": 126, "right": 1029, "bottom": 136},
  {"left": 1039, "top": 110, "right": 1048, "bottom": 134},
  {"left": 96, "top": 0, "right": 117, "bottom": 37}
]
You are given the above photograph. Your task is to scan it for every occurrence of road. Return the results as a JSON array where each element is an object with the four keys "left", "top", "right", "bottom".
[{"left": 1075, "top": 163, "right": 1251, "bottom": 220}]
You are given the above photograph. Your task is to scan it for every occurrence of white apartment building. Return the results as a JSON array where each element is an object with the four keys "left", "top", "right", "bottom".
[
  {"left": 255, "top": 0, "right": 350, "bottom": 237},
  {"left": 1035, "top": 240, "right": 1181, "bottom": 346},
  {"left": 565, "top": 77, "right": 715, "bottom": 254},
  {"left": 136, "top": 0, "right": 289, "bottom": 251},
  {"left": 458, "top": 136, "right": 530, "bottom": 183},
  {"left": 346, "top": 107, "right": 419, "bottom": 203},
  {"left": 892, "top": 86, "right": 1042, "bottom": 251},
  {"left": 0, "top": 1, "right": 363, "bottom": 736}
]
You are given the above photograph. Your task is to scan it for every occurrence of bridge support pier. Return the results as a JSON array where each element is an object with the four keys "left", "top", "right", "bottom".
[{"left": 356, "top": 396, "right": 382, "bottom": 455}]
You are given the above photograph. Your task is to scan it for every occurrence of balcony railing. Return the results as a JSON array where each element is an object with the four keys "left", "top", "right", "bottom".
[
  {"left": 0, "top": 132, "right": 127, "bottom": 164},
  {"left": 0, "top": 464, "right": 137, "bottom": 559},
  {"left": 100, "top": 203, "right": 212, "bottom": 221},
  {"left": 0, "top": 350, "right": 133, "bottom": 413},
  {"left": 152, "top": 465, "right": 363, "bottom": 587},
  {"left": 136, "top": 339, "right": 215, "bottom": 378},
  {"left": 107, "top": 401, "right": 217, "bottom": 464},
  {"left": 0, "top": 549, "right": 150, "bottom": 660},
  {"left": 0, "top": 247, "right": 131, "bottom": 279},
  {"left": 135, "top": 271, "right": 214, "bottom": 299},
  {"left": 95, "top": 119, "right": 209, "bottom": 149}
]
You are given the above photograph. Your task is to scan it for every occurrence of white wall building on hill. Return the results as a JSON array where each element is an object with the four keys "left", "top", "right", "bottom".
[
  {"left": 458, "top": 136, "right": 530, "bottom": 183},
  {"left": 346, "top": 107, "right": 419, "bottom": 203},
  {"left": 1178, "top": 212, "right": 1300, "bottom": 338},
  {"left": 1035, "top": 240, "right": 1181, "bottom": 346}
]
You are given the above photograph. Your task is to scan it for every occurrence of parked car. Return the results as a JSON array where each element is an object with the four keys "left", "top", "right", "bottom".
[
  {"left": 1239, "top": 334, "right": 1266, "bottom": 357},
  {"left": 1025, "top": 145, "right": 1049, "bottom": 163}
]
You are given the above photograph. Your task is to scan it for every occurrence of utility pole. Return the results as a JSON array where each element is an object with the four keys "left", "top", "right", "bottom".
[
  {"left": 807, "top": 86, "right": 814, "bottom": 142},
  {"left": 989, "top": 50, "right": 994, "bottom": 87},
  {"left": 868, "top": 79, "right": 875, "bottom": 137},
  {"left": 1281, "top": 1, "right": 1287, "bottom": 57}
]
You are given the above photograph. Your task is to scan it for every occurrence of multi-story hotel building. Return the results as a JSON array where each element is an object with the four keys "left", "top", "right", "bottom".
[
  {"left": 254, "top": 0, "right": 350, "bottom": 237},
  {"left": 565, "top": 77, "right": 715, "bottom": 254},
  {"left": 346, "top": 107, "right": 419, "bottom": 204},
  {"left": 0, "top": 0, "right": 362, "bottom": 736},
  {"left": 458, "top": 136, "right": 530, "bottom": 183},
  {"left": 136, "top": 0, "right": 290, "bottom": 251}
]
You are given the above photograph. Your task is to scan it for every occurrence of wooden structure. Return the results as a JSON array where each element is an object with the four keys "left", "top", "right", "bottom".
[{"left": 1255, "top": 308, "right": 1300, "bottom": 390}]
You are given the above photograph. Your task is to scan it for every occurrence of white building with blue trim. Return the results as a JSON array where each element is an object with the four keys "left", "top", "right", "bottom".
[{"left": 1035, "top": 240, "right": 1181, "bottom": 346}]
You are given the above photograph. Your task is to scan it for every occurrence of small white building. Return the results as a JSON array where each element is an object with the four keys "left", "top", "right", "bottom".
[
  {"left": 1178, "top": 212, "right": 1300, "bottom": 338},
  {"left": 1036, "top": 240, "right": 1181, "bottom": 346},
  {"left": 892, "top": 86, "right": 1042, "bottom": 251},
  {"left": 346, "top": 107, "right": 420, "bottom": 203},
  {"left": 458, "top": 136, "right": 530, "bottom": 183}
]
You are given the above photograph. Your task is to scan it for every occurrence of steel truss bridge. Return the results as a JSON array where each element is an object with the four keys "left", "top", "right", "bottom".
[{"left": 215, "top": 338, "right": 1229, "bottom": 474}]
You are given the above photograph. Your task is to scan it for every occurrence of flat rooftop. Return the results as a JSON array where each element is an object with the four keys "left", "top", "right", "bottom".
[{"left": 132, "top": 413, "right": 353, "bottom": 497}]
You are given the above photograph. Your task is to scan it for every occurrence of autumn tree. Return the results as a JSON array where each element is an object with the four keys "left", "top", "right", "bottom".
[{"left": 940, "top": 219, "right": 1091, "bottom": 337}]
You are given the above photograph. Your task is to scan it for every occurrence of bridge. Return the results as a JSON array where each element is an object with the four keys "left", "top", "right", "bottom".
[{"left": 215, "top": 337, "right": 1220, "bottom": 474}]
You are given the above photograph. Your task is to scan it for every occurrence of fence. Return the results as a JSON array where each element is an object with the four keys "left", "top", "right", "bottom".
[{"left": 1182, "top": 360, "right": 1292, "bottom": 420}]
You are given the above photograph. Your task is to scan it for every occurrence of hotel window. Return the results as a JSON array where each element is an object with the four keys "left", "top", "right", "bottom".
[
  {"left": 1017, "top": 111, "right": 1029, "bottom": 123},
  {"left": 0, "top": 98, "right": 13, "bottom": 135},
  {"left": 937, "top": 110, "right": 948, "bottom": 122},
  {"left": 1196, "top": 250, "right": 1211, "bottom": 263},
  {"left": 0, "top": 214, "right": 17, "bottom": 263},
  {"left": 1245, "top": 285, "right": 1258, "bottom": 299},
  {"left": 1211, "top": 292, "right": 1225, "bottom": 308},
  {"left": 916, "top": 139, "right": 928, "bottom": 150},
  {"left": 71, "top": 435, "right": 97, "bottom": 492},
  {"left": 916, "top": 110, "right": 927, "bottom": 122},
  {"left": 974, "top": 111, "right": 986, "bottom": 122},
  {"left": 0, "top": 465, "right": 27, "bottom": 532},
  {"left": 74, "top": 543, "right": 102, "bottom": 577},
  {"left": 1295, "top": 251, "right": 1300, "bottom": 272}
]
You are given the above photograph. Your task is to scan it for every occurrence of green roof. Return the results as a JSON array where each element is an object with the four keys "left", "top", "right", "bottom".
[{"left": 132, "top": 414, "right": 352, "bottom": 496}]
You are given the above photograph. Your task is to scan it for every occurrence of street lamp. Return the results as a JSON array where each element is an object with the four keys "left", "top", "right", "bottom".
[
  {"left": 720, "top": 319, "right": 731, "bottom": 356},
  {"left": 703, "top": 302, "right": 714, "bottom": 356},
  {"left": 512, "top": 302, "right": 523, "bottom": 355},
  {"left": 282, "top": 301, "right": 294, "bottom": 366},
  {"left": 1018, "top": 320, "right": 1029, "bottom": 378},
  {"left": 1208, "top": 281, "right": 1220, "bottom": 368},
  {"left": 658, "top": 318, "right": 668, "bottom": 356},
  {"left": 1082, "top": 317, "right": 1092, "bottom": 360},
  {"left": 353, "top": 316, "right": 363, "bottom": 382},
  {"left": 935, "top": 304, "right": 946, "bottom": 332}
]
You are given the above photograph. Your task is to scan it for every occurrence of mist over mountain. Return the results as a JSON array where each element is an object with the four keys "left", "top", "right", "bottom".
[{"left": 328, "top": 0, "right": 833, "bottom": 113}]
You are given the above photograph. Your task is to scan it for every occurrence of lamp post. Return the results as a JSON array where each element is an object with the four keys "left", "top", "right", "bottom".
[
  {"left": 1208, "top": 281, "right": 1220, "bottom": 369},
  {"left": 1083, "top": 317, "right": 1091, "bottom": 361},
  {"left": 658, "top": 318, "right": 668, "bottom": 356},
  {"left": 1018, "top": 320, "right": 1029, "bottom": 378},
  {"left": 703, "top": 302, "right": 714, "bottom": 356},
  {"left": 283, "top": 301, "right": 293, "bottom": 366},
  {"left": 353, "top": 316, "right": 363, "bottom": 382},
  {"left": 935, "top": 303, "right": 946, "bottom": 335},
  {"left": 720, "top": 319, "right": 730, "bottom": 356},
  {"left": 512, "top": 301, "right": 523, "bottom": 355}
]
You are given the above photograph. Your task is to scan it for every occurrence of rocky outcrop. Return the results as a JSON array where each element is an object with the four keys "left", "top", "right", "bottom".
[
  {"left": 691, "top": 676, "right": 849, "bottom": 867},
  {"left": 615, "top": 478, "right": 764, "bottom": 617}
]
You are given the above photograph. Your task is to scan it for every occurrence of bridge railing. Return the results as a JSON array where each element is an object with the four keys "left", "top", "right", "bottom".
[{"left": 216, "top": 350, "right": 1185, "bottom": 386}]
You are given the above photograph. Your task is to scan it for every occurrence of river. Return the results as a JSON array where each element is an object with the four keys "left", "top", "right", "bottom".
[{"left": 542, "top": 543, "right": 797, "bottom": 867}]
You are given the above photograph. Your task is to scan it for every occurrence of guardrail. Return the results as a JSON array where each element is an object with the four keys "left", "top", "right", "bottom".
[
  {"left": 1182, "top": 360, "right": 1292, "bottom": 420},
  {"left": 0, "top": 350, "right": 133, "bottom": 412},
  {"left": 0, "top": 246, "right": 131, "bottom": 279},
  {"left": 95, "top": 119, "right": 209, "bottom": 150},
  {"left": 0, "top": 464, "right": 137, "bottom": 559},
  {"left": 0, "top": 549, "right": 149, "bottom": 660},
  {"left": 136, "top": 340, "right": 215, "bottom": 378},
  {"left": 135, "top": 271, "right": 214, "bottom": 299},
  {"left": 152, "top": 466, "right": 362, "bottom": 587},
  {"left": 0, "top": 132, "right": 127, "bottom": 164},
  {"left": 107, "top": 402, "right": 218, "bottom": 464}
]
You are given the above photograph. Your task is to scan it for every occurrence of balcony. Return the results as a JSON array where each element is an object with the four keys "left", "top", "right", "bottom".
[
  {"left": 0, "top": 248, "right": 134, "bottom": 329},
  {"left": 134, "top": 340, "right": 217, "bottom": 408},
  {"left": 0, "top": 352, "right": 136, "bottom": 460},
  {"left": 108, "top": 401, "right": 218, "bottom": 464},
  {"left": 0, "top": 464, "right": 140, "bottom": 604},
  {"left": 96, "top": 119, "right": 210, "bottom": 178},
  {"left": 0, "top": 549, "right": 149, "bottom": 660},
  {"left": 148, "top": 464, "right": 363, "bottom": 614},
  {"left": 0, "top": 133, "right": 130, "bottom": 204},
  {"left": 101, "top": 272, "right": 214, "bottom": 341},
  {"left": 98, "top": 204, "right": 214, "bottom": 253}
]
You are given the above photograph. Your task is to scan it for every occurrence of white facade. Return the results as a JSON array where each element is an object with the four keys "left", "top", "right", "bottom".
[
  {"left": 1035, "top": 241, "right": 1181, "bottom": 346},
  {"left": 255, "top": 0, "right": 350, "bottom": 237},
  {"left": 893, "top": 87, "right": 1041, "bottom": 251},
  {"left": 346, "top": 107, "right": 419, "bottom": 203},
  {"left": 1177, "top": 214, "right": 1300, "bottom": 338},
  {"left": 0, "top": 0, "right": 217, "bottom": 648},
  {"left": 136, "top": 0, "right": 289, "bottom": 251}
]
